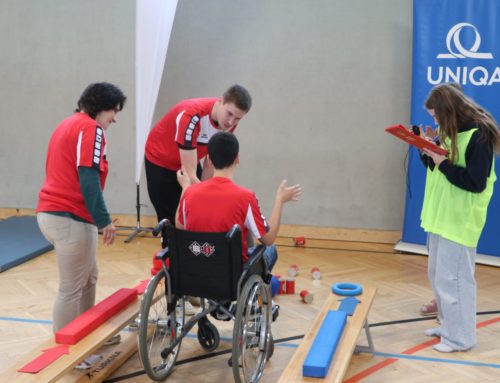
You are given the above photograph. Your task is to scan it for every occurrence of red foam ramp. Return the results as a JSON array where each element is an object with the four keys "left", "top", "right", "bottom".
[
  {"left": 55, "top": 288, "right": 137, "bottom": 345},
  {"left": 18, "top": 345, "right": 69, "bottom": 373}
]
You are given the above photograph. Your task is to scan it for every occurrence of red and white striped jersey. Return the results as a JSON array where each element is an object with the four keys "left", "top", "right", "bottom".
[
  {"left": 178, "top": 177, "right": 269, "bottom": 262},
  {"left": 37, "top": 113, "right": 108, "bottom": 223},
  {"left": 145, "top": 98, "right": 237, "bottom": 170}
]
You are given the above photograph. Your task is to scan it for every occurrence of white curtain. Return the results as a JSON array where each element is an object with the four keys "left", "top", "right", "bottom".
[{"left": 135, "top": 0, "right": 178, "bottom": 183}]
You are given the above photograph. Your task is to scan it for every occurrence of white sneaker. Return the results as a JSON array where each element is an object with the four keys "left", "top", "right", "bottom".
[
  {"left": 75, "top": 354, "right": 102, "bottom": 370},
  {"left": 424, "top": 327, "right": 441, "bottom": 337},
  {"left": 433, "top": 343, "right": 457, "bottom": 353},
  {"left": 184, "top": 300, "right": 196, "bottom": 316}
]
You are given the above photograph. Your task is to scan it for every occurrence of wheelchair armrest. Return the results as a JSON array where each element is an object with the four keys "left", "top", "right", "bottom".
[
  {"left": 239, "top": 245, "right": 272, "bottom": 292},
  {"left": 243, "top": 245, "right": 266, "bottom": 271}
]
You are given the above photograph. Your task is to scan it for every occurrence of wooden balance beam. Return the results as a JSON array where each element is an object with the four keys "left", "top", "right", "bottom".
[
  {"left": 1, "top": 282, "right": 150, "bottom": 383},
  {"left": 277, "top": 285, "right": 376, "bottom": 383}
]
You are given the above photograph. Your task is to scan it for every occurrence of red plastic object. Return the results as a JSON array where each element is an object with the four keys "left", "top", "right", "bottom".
[
  {"left": 279, "top": 278, "right": 286, "bottom": 294},
  {"left": 286, "top": 278, "right": 295, "bottom": 294},
  {"left": 55, "top": 288, "right": 138, "bottom": 345},
  {"left": 385, "top": 124, "right": 448, "bottom": 155},
  {"left": 153, "top": 252, "right": 163, "bottom": 270},
  {"left": 293, "top": 237, "right": 306, "bottom": 246},
  {"left": 18, "top": 345, "right": 69, "bottom": 373},
  {"left": 132, "top": 279, "right": 151, "bottom": 295},
  {"left": 152, "top": 252, "right": 170, "bottom": 272},
  {"left": 300, "top": 290, "right": 314, "bottom": 303}
]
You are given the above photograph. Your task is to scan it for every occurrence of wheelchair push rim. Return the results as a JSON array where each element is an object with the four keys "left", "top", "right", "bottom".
[
  {"left": 232, "top": 274, "right": 272, "bottom": 383},
  {"left": 138, "top": 268, "right": 185, "bottom": 381}
]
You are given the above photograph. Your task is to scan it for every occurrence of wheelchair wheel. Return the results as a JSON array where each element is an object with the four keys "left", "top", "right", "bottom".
[
  {"left": 197, "top": 317, "right": 220, "bottom": 352},
  {"left": 138, "top": 268, "right": 185, "bottom": 381},
  {"left": 266, "top": 332, "right": 274, "bottom": 360},
  {"left": 232, "top": 274, "right": 272, "bottom": 383}
]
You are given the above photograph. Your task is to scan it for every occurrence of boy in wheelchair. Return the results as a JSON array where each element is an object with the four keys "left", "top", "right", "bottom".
[
  {"left": 138, "top": 132, "right": 301, "bottom": 382},
  {"left": 176, "top": 131, "right": 301, "bottom": 273}
]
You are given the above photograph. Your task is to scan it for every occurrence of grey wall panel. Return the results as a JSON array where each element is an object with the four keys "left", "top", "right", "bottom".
[
  {"left": 2, "top": 0, "right": 412, "bottom": 231},
  {"left": 0, "top": 0, "right": 136, "bottom": 214},
  {"left": 155, "top": 0, "right": 412, "bottom": 230}
]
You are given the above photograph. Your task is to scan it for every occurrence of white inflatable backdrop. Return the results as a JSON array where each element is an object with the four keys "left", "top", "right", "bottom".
[{"left": 135, "top": 0, "right": 178, "bottom": 184}]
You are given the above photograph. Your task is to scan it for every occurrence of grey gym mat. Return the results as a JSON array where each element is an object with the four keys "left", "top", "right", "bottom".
[{"left": 0, "top": 216, "right": 53, "bottom": 272}]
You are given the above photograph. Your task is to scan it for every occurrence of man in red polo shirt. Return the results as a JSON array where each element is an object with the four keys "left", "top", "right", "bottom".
[
  {"left": 145, "top": 85, "right": 252, "bottom": 225},
  {"left": 175, "top": 132, "right": 302, "bottom": 269}
]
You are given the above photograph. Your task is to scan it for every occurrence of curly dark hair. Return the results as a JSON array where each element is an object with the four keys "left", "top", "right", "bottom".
[{"left": 75, "top": 82, "right": 126, "bottom": 119}]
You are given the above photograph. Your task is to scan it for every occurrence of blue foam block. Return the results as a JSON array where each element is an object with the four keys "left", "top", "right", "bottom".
[
  {"left": 0, "top": 216, "right": 53, "bottom": 272},
  {"left": 302, "top": 310, "right": 347, "bottom": 378},
  {"left": 270, "top": 275, "right": 280, "bottom": 297}
]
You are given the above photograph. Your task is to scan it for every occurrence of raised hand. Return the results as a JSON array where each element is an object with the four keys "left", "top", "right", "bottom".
[{"left": 276, "top": 179, "right": 302, "bottom": 204}]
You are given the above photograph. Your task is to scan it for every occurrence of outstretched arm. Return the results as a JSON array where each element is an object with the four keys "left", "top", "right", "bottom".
[{"left": 260, "top": 180, "right": 302, "bottom": 246}]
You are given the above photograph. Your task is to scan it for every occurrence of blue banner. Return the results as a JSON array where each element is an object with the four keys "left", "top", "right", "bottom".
[{"left": 403, "top": 0, "right": 500, "bottom": 256}]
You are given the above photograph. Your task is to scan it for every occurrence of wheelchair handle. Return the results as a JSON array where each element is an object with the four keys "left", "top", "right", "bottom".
[
  {"left": 152, "top": 219, "right": 169, "bottom": 237},
  {"left": 226, "top": 224, "right": 241, "bottom": 240}
]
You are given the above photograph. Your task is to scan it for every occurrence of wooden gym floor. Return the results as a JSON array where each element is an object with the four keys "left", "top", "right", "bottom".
[{"left": 1, "top": 220, "right": 500, "bottom": 382}]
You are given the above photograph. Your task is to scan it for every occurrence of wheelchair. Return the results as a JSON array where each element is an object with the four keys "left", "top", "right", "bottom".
[{"left": 137, "top": 219, "right": 275, "bottom": 382}]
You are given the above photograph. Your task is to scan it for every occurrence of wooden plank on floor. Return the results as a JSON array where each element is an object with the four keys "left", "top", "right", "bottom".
[
  {"left": 1, "top": 300, "right": 140, "bottom": 383},
  {"left": 59, "top": 331, "right": 138, "bottom": 383},
  {"left": 277, "top": 286, "right": 376, "bottom": 383}
]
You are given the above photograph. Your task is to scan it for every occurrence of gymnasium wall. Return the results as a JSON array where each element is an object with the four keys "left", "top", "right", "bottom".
[{"left": 0, "top": 0, "right": 413, "bottom": 231}]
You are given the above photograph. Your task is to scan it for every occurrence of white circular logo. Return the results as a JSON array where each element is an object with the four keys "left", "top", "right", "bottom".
[{"left": 437, "top": 22, "right": 493, "bottom": 59}]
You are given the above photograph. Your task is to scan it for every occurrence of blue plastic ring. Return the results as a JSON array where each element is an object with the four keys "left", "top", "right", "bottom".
[{"left": 332, "top": 282, "right": 363, "bottom": 296}]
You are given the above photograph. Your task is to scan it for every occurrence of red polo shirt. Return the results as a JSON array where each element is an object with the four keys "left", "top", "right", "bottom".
[{"left": 178, "top": 177, "right": 269, "bottom": 262}]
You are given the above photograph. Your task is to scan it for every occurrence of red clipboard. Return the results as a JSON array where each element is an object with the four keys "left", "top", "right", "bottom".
[{"left": 385, "top": 124, "right": 448, "bottom": 155}]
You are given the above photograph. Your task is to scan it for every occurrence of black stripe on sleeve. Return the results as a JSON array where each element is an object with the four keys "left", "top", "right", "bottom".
[
  {"left": 183, "top": 114, "right": 200, "bottom": 148},
  {"left": 92, "top": 126, "right": 104, "bottom": 170}
]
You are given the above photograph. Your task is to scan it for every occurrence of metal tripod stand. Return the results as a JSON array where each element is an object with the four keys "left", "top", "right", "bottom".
[{"left": 116, "top": 184, "right": 154, "bottom": 243}]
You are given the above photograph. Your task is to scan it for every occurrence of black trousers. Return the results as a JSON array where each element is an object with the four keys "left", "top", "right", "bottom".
[
  {"left": 145, "top": 158, "right": 181, "bottom": 225},
  {"left": 145, "top": 156, "right": 202, "bottom": 223}
]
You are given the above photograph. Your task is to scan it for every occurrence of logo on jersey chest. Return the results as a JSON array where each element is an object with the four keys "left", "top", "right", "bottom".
[{"left": 197, "top": 115, "right": 219, "bottom": 144}]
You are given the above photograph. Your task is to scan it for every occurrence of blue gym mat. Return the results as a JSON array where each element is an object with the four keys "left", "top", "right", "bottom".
[{"left": 0, "top": 216, "right": 53, "bottom": 272}]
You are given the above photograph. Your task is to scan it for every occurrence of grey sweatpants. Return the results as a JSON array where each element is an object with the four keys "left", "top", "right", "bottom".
[
  {"left": 37, "top": 213, "right": 98, "bottom": 332},
  {"left": 427, "top": 233, "right": 476, "bottom": 350}
]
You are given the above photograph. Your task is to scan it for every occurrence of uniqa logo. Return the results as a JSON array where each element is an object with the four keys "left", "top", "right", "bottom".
[
  {"left": 437, "top": 22, "right": 492, "bottom": 59},
  {"left": 427, "top": 22, "right": 500, "bottom": 86}
]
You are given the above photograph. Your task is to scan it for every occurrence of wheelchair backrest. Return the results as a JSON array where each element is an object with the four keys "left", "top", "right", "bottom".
[{"left": 166, "top": 223, "right": 243, "bottom": 301}]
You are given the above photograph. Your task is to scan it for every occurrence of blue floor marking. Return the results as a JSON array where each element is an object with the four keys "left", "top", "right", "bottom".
[
  {"left": 0, "top": 316, "right": 52, "bottom": 325},
  {"left": 373, "top": 351, "right": 500, "bottom": 369},
  {"left": 4, "top": 315, "right": 496, "bottom": 367}
]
